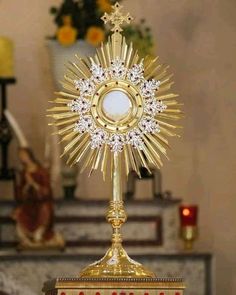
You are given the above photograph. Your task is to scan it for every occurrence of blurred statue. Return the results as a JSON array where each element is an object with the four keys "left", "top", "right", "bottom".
[{"left": 12, "top": 147, "right": 65, "bottom": 250}]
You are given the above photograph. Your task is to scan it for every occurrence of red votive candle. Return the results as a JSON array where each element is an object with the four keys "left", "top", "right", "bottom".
[{"left": 179, "top": 205, "right": 198, "bottom": 226}]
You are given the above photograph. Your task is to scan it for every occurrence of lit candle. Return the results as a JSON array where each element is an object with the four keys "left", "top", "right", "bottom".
[
  {"left": 0, "top": 37, "right": 14, "bottom": 78},
  {"left": 179, "top": 205, "right": 198, "bottom": 227},
  {"left": 179, "top": 205, "right": 199, "bottom": 250}
]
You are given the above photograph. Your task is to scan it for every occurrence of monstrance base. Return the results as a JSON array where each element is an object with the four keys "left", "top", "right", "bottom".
[{"left": 79, "top": 243, "right": 155, "bottom": 278}]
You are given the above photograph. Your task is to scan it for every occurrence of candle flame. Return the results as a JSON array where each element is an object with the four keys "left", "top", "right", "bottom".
[{"left": 182, "top": 208, "right": 190, "bottom": 216}]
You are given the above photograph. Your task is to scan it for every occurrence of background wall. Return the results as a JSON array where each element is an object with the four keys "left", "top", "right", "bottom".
[{"left": 0, "top": 0, "right": 236, "bottom": 294}]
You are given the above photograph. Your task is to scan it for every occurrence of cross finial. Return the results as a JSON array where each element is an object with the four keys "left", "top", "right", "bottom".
[{"left": 101, "top": 2, "right": 133, "bottom": 33}]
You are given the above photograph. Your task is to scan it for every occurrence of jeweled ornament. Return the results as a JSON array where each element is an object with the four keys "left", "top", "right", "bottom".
[{"left": 45, "top": 2, "right": 185, "bottom": 295}]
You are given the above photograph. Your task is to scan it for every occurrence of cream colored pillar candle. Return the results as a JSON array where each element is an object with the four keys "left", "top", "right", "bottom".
[{"left": 0, "top": 37, "right": 14, "bottom": 78}]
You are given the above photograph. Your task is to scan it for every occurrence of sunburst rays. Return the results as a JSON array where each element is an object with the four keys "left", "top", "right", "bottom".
[{"left": 47, "top": 35, "right": 182, "bottom": 179}]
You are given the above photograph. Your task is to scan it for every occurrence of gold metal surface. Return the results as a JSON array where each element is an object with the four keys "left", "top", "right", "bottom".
[
  {"left": 48, "top": 6, "right": 182, "bottom": 176},
  {"left": 180, "top": 226, "right": 198, "bottom": 251},
  {"left": 47, "top": 1, "right": 184, "bottom": 281},
  {"left": 43, "top": 277, "right": 185, "bottom": 293},
  {"left": 79, "top": 153, "right": 155, "bottom": 278},
  {"left": 91, "top": 80, "right": 144, "bottom": 133},
  {"left": 101, "top": 3, "right": 133, "bottom": 33}
]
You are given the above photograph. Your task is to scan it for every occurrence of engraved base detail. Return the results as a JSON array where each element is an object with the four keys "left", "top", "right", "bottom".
[{"left": 79, "top": 200, "right": 155, "bottom": 278}]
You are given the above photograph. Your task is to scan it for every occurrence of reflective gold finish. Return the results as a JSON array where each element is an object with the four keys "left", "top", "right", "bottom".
[
  {"left": 180, "top": 226, "right": 198, "bottom": 251},
  {"left": 101, "top": 2, "right": 133, "bottom": 33},
  {"left": 91, "top": 80, "right": 144, "bottom": 133},
  {"left": 47, "top": 3, "right": 182, "bottom": 176},
  {"left": 79, "top": 153, "right": 155, "bottom": 278},
  {"left": 47, "top": 1, "right": 183, "bottom": 280},
  {"left": 43, "top": 277, "right": 185, "bottom": 295}
]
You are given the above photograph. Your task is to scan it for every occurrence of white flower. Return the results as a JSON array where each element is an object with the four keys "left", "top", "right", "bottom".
[
  {"left": 74, "top": 79, "right": 95, "bottom": 96},
  {"left": 126, "top": 128, "right": 144, "bottom": 150},
  {"left": 90, "top": 62, "right": 108, "bottom": 84},
  {"left": 74, "top": 115, "right": 94, "bottom": 133},
  {"left": 127, "top": 62, "right": 144, "bottom": 85},
  {"left": 109, "top": 58, "right": 127, "bottom": 79},
  {"left": 144, "top": 98, "right": 167, "bottom": 116},
  {"left": 140, "top": 79, "right": 161, "bottom": 98},
  {"left": 109, "top": 134, "right": 125, "bottom": 153},
  {"left": 91, "top": 128, "right": 108, "bottom": 149},
  {"left": 68, "top": 98, "right": 91, "bottom": 114},
  {"left": 139, "top": 116, "right": 160, "bottom": 134}
]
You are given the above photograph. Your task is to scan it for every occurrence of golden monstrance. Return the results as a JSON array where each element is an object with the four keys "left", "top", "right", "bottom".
[{"left": 44, "top": 3, "right": 185, "bottom": 295}]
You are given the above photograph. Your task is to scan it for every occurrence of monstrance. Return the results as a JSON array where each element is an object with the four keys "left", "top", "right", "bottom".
[{"left": 44, "top": 2, "right": 185, "bottom": 294}]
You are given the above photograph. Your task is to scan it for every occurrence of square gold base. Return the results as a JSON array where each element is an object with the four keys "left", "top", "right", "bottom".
[{"left": 43, "top": 278, "right": 185, "bottom": 295}]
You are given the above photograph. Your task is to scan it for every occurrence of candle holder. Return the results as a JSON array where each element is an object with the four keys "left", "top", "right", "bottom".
[
  {"left": 179, "top": 205, "right": 198, "bottom": 251},
  {"left": 0, "top": 78, "right": 16, "bottom": 180}
]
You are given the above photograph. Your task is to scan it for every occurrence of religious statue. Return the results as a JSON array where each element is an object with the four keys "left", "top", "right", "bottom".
[{"left": 12, "top": 147, "right": 65, "bottom": 249}]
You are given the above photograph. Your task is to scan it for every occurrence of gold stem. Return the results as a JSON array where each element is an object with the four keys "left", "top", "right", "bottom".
[
  {"left": 107, "top": 152, "right": 127, "bottom": 245},
  {"left": 112, "top": 32, "right": 122, "bottom": 58},
  {"left": 112, "top": 152, "right": 122, "bottom": 202},
  {"left": 79, "top": 153, "right": 156, "bottom": 278}
]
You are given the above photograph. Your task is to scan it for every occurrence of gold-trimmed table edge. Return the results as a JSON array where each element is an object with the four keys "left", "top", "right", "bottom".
[{"left": 43, "top": 278, "right": 185, "bottom": 292}]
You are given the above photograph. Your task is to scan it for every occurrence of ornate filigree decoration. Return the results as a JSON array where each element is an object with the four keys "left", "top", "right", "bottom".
[
  {"left": 101, "top": 2, "right": 133, "bottom": 33},
  {"left": 48, "top": 2, "right": 182, "bottom": 179},
  {"left": 47, "top": 1, "right": 183, "bottom": 280}
]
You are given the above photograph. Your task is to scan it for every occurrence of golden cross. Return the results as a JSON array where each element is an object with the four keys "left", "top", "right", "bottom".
[{"left": 101, "top": 2, "right": 133, "bottom": 33}]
